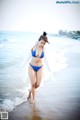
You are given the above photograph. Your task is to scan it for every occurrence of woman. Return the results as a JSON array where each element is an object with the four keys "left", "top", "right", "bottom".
[{"left": 25, "top": 32, "right": 50, "bottom": 103}]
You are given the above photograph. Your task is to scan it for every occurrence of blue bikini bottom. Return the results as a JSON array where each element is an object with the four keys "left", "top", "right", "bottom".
[{"left": 29, "top": 63, "right": 43, "bottom": 72}]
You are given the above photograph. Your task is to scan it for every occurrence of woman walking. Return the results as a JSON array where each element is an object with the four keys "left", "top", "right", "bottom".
[{"left": 24, "top": 32, "right": 50, "bottom": 103}]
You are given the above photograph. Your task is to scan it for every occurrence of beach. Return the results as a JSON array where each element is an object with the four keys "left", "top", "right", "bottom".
[
  {"left": 0, "top": 32, "right": 80, "bottom": 120},
  {"left": 9, "top": 52, "right": 80, "bottom": 120}
]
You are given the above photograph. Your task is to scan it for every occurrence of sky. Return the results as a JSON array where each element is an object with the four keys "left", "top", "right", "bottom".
[{"left": 0, "top": 0, "right": 80, "bottom": 33}]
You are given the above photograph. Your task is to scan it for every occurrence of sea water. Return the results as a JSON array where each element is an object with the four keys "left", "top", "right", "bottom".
[{"left": 0, "top": 31, "right": 80, "bottom": 111}]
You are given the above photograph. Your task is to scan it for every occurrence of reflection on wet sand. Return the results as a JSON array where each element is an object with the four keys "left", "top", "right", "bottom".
[
  {"left": 30, "top": 101, "right": 48, "bottom": 120},
  {"left": 9, "top": 57, "right": 80, "bottom": 120}
]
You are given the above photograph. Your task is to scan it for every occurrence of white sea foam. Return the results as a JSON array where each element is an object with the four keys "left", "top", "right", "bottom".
[
  {"left": 1, "top": 34, "right": 80, "bottom": 112},
  {"left": 0, "top": 90, "right": 28, "bottom": 112},
  {"left": 1, "top": 99, "right": 14, "bottom": 111}
]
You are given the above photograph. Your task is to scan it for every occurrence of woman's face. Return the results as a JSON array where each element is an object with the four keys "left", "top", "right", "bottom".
[{"left": 38, "top": 40, "right": 46, "bottom": 48}]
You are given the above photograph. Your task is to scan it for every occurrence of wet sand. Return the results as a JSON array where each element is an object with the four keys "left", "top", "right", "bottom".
[{"left": 9, "top": 53, "right": 80, "bottom": 120}]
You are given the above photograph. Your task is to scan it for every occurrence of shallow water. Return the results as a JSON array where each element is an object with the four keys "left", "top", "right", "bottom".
[{"left": 0, "top": 32, "right": 80, "bottom": 112}]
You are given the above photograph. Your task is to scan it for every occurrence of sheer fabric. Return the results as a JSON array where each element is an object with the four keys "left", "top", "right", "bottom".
[{"left": 22, "top": 44, "right": 55, "bottom": 84}]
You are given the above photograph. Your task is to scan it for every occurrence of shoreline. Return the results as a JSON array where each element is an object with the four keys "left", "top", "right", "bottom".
[
  {"left": 9, "top": 60, "right": 80, "bottom": 120},
  {"left": 0, "top": 36, "right": 80, "bottom": 120}
]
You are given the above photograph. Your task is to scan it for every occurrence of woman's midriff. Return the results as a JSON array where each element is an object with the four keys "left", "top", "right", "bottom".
[{"left": 30, "top": 57, "right": 43, "bottom": 66}]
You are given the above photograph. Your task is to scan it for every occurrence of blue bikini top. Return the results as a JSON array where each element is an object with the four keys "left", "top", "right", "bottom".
[{"left": 32, "top": 49, "right": 44, "bottom": 58}]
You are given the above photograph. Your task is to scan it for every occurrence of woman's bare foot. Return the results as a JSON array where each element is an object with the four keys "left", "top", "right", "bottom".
[
  {"left": 29, "top": 98, "right": 35, "bottom": 104},
  {"left": 27, "top": 89, "right": 31, "bottom": 99}
]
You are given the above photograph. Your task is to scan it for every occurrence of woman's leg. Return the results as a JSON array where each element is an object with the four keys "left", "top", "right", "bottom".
[
  {"left": 35, "top": 68, "right": 43, "bottom": 89},
  {"left": 27, "top": 89, "right": 31, "bottom": 99},
  {"left": 28, "top": 66, "right": 36, "bottom": 102}
]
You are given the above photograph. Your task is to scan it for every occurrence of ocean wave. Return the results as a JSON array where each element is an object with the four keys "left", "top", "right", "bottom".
[
  {"left": 0, "top": 39, "right": 8, "bottom": 43},
  {"left": 0, "top": 44, "right": 5, "bottom": 48},
  {"left": 0, "top": 87, "right": 29, "bottom": 112},
  {"left": 0, "top": 35, "right": 73, "bottom": 113},
  {"left": 0, "top": 39, "right": 9, "bottom": 49},
  {"left": 0, "top": 58, "right": 22, "bottom": 69}
]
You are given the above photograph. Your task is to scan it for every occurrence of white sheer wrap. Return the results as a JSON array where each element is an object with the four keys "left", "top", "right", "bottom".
[
  {"left": 21, "top": 36, "right": 68, "bottom": 86},
  {"left": 22, "top": 43, "right": 55, "bottom": 85}
]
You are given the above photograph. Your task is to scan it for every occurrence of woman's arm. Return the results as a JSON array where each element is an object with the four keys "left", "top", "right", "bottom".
[
  {"left": 23, "top": 41, "right": 38, "bottom": 67},
  {"left": 43, "top": 47, "right": 51, "bottom": 72},
  {"left": 43, "top": 55, "right": 51, "bottom": 72},
  {"left": 23, "top": 50, "right": 31, "bottom": 67}
]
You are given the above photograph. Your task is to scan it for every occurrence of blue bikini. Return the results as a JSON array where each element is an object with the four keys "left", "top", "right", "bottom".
[
  {"left": 30, "top": 49, "right": 44, "bottom": 72},
  {"left": 32, "top": 50, "right": 44, "bottom": 58}
]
